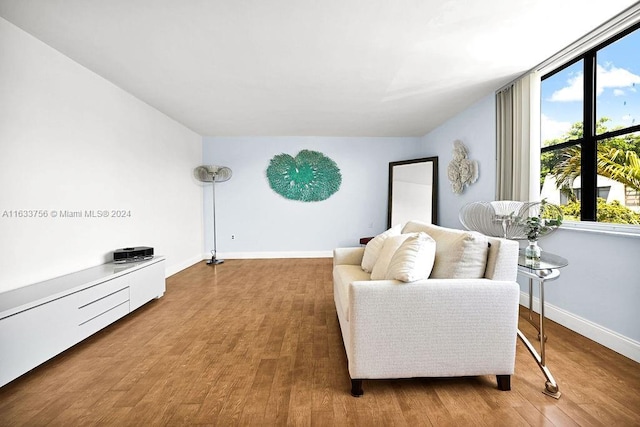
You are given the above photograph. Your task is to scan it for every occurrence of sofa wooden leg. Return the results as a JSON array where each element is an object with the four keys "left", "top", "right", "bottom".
[
  {"left": 351, "top": 379, "right": 363, "bottom": 397},
  {"left": 496, "top": 375, "right": 511, "bottom": 391}
]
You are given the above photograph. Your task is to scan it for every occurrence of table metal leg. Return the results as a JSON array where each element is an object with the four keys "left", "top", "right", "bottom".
[
  {"left": 517, "top": 329, "right": 561, "bottom": 398},
  {"left": 540, "top": 280, "right": 548, "bottom": 364},
  {"left": 517, "top": 269, "right": 562, "bottom": 399},
  {"left": 528, "top": 278, "right": 534, "bottom": 324},
  {"left": 526, "top": 277, "right": 546, "bottom": 341}
]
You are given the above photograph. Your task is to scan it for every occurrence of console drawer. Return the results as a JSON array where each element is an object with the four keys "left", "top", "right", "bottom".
[
  {"left": 77, "top": 299, "right": 129, "bottom": 340},
  {"left": 77, "top": 276, "right": 128, "bottom": 308},
  {"left": 77, "top": 287, "right": 129, "bottom": 325}
]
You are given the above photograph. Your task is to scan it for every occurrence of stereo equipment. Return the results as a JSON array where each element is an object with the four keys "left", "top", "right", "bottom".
[{"left": 113, "top": 246, "right": 154, "bottom": 263}]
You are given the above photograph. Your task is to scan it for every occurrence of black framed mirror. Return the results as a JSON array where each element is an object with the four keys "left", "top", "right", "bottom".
[{"left": 387, "top": 157, "right": 438, "bottom": 228}]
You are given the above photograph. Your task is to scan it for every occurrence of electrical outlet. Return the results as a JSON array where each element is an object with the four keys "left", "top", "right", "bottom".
[{"left": 231, "top": 234, "right": 235, "bottom": 240}]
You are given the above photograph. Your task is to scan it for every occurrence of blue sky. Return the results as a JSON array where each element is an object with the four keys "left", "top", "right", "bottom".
[{"left": 540, "top": 27, "right": 640, "bottom": 144}]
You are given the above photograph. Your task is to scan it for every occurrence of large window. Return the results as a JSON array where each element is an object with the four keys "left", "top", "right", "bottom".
[{"left": 540, "top": 24, "right": 640, "bottom": 225}]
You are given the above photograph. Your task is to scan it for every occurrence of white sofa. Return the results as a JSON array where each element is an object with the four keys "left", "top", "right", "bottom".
[{"left": 333, "top": 221, "right": 520, "bottom": 396}]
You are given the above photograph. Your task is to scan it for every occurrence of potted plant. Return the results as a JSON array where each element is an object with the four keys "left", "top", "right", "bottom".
[{"left": 519, "top": 200, "right": 563, "bottom": 263}]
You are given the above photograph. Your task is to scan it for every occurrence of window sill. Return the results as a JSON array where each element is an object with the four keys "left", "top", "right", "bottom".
[{"left": 561, "top": 221, "right": 640, "bottom": 238}]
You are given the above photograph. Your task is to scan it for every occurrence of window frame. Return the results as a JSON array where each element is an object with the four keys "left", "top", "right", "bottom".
[{"left": 540, "top": 21, "right": 640, "bottom": 222}]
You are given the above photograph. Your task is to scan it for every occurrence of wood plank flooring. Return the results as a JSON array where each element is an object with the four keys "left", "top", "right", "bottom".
[{"left": 1, "top": 258, "right": 639, "bottom": 426}]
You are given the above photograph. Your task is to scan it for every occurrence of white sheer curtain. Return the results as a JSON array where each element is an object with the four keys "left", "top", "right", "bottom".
[{"left": 495, "top": 72, "right": 539, "bottom": 201}]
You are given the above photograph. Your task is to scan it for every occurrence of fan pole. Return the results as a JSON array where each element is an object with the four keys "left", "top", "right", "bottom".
[{"left": 208, "top": 181, "right": 224, "bottom": 265}]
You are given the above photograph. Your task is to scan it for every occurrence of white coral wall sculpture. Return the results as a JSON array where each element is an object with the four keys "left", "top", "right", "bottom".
[{"left": 447, "top": 140, "right": 478, "bottom": 194}]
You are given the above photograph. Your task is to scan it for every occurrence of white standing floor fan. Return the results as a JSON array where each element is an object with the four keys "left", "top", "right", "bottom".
[{"left": 194, "top": 165, "right": 232, "bottom": 265}]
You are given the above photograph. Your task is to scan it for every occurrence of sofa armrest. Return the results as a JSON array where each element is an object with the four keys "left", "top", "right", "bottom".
[
  {"left": 333, "top": 247, "right": 365, "bottom": 267},
  {"left": 485, "top": 237, "right": 519, "bottom": 281}
]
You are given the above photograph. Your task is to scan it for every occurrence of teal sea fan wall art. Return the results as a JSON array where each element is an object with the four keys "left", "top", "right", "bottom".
[{"left": 266, "top": 150, "right": 342, "bottom": 202}]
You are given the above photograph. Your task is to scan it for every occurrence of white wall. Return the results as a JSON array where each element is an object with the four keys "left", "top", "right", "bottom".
[
  {"left": 202, "top": 136, "right": 422, "bottom": 257},
  {"left": 420, "top": 94, "right": 640, "bottom": 361},
  {"left": 0, "top": 18, "right": 204, "bottom": 292}
]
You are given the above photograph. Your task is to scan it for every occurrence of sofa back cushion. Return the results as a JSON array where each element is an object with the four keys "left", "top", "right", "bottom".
[{"left": 402, "top": 221, "right": 489, "bottom": 279}]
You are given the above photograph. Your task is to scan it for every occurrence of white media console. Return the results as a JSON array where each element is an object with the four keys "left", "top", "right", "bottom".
[{"left": 0, "top": 257, "right": 166, "bottom": 387}]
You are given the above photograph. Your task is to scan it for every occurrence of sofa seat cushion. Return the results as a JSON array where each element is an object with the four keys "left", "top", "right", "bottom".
[
  {"left": 402, "top": 221, "right": 489, "bottom": 279},
  {"left": 333, "top": 264, "right": 371, "bottom": 321}
]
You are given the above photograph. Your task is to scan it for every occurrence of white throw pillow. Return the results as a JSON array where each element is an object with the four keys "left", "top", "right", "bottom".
[
  {"left": 370, "top": 233, "right": 414, "bottom": 280},
  {"left": 402, "top": 221, "right": 489, "bottom": 279},
  {"left": 385, "top": 232, "right": 436, "bottom": 282},
  {"left": 361, "top": 224, "right": 402, "bottom": 273}
]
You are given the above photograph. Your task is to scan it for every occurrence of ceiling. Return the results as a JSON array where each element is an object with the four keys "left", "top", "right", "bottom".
[{"left": 0, "top": 1, "right": 637, "bottom": 137}]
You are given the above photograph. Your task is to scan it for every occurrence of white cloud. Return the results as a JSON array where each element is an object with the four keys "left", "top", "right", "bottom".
[
  {"left": 540, "top": 113, "right": 571, "bottom": 142},
  {"left": 549, "top": 73, "right": 583, "bottom": 102},
  {"left": 548, "top": 64, "right": 640, "bottom": 102},
  {"left": 597, "top": 64, "right": 640, "bottom": 95}
]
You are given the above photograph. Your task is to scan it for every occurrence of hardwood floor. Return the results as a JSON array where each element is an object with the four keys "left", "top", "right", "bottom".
[{"left": 1, "top": 258, "right": 639, "bottom": 426}]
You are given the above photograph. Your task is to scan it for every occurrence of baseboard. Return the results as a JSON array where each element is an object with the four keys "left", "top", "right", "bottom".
[
  {"left": 520, "top": 292, "right": 640, "bottom": 363},
  {"left": 204, "top": 251, "right": 333, "bottom": 260}
]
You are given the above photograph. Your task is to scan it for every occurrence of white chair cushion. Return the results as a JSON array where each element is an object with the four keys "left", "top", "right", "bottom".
[
  {"left": 402, "top": 221, "right": 488, "bottom": 279},
  {"left": 361, "top": 224, "right": 401, "bottom": 273}
]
